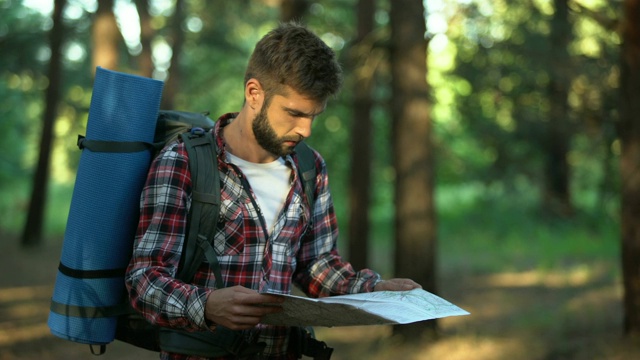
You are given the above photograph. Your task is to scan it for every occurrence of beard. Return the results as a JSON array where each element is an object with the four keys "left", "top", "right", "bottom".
[{"left": 252, "top": 105, "right": 302, "bottom": 157}]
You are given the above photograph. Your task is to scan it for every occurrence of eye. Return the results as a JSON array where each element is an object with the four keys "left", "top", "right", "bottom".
[
  {"left": 288, "top": 110, "right": 305, "bottom": 118},
  {"left": 283, "top": 106, "right": 321, "bottom": 120}
]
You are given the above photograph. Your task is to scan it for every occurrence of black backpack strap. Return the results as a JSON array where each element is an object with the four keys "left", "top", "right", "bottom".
[
  {"left": 158, "top": 327, "right": 266, "bottom": 359},
  {"left": 176, "top": 128, "right": 223, "bottom": 288},
  {"left": 289, "top": 327, "right": 334, "bottom": 360},
  {"left": 294, "top": 142, "right": 317, "bottom": 211},
  {"left": 77, "top": 135, "right": 159, "bottom": 153},
  {"left": 291, "top": 146, "right": 334, "bottom": 360},
  {"left": 160, "top": 129, "right": 265, "bottom": 357}
]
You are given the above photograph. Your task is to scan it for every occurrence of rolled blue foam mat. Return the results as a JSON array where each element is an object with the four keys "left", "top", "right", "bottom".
[{"left": 48, "top": 67, "right": 164, "bottom": 345}]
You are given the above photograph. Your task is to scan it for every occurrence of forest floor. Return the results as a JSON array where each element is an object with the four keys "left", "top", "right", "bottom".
[{"left": 1, "top": 235, "right": 639, "bottom": 360}]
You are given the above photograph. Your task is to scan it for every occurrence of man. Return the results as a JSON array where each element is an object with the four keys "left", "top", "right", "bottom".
[{"left": 125, "top": 22, "right": 420, "bottom": 360}]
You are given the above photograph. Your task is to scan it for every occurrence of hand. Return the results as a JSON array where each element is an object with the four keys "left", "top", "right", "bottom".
[
  {"left": 374, "top": 278, "right": 422, "bottom": 292},
  {"left": 204, "top": 286, "right": 284, "bottom": 331}
]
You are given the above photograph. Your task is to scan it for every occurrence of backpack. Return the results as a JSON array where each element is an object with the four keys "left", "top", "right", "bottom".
[{"left": 50, "top": 110, "right": 329, "bottom": 358}]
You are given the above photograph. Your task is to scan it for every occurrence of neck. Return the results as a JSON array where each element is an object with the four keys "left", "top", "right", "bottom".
[{"left": 223, "top": 108, "right": 277, "bottom": 163}]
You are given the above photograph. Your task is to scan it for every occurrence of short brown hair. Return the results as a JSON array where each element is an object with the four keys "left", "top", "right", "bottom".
[{"left": 244, "top": 22, "right": 343, "bottom": 102}]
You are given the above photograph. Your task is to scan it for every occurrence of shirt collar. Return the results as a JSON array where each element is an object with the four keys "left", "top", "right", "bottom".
[{"left": 213, "top": 112, "right": 236, "bottom": 160}]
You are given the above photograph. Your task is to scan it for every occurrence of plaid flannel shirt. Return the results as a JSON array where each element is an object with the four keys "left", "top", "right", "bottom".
[{"left": 125, "top": 113, "right": 381, "bottom": 360}]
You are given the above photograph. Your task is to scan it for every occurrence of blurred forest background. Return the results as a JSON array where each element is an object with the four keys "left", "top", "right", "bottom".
[{"left": 2, "top": 0, "right": 640, "bottom": 359}]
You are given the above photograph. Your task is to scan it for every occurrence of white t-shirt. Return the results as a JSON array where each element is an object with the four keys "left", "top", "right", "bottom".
[{"left": 226, "top": 152, "right": 292, "bottom": 233}]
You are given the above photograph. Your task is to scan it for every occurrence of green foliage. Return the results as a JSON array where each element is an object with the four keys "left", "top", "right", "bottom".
[
  {"left": 0, "top": 84, "right": 32, "bottom": 184},
  {"left": 176, "top": 1, "right": 276, "bottom": 113},
  {"left": 430, "top": 0, "right": 621, "bottom": 211},
  {"left": 448, "top": 1, "right": 551, "bottom": 186},
  {"left": 0, "top": 1, "right": 50, "bottom": 74},
  {"left": 0, "top": 0, "right": 624, "bottom": 262},
  {"left": 0, "top": 1, "right": 49, "bottom": 187}
]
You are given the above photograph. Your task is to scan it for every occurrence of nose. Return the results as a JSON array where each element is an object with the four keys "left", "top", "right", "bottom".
[{"left": 295, "top": 118, "right": 312, "bottom": 139}]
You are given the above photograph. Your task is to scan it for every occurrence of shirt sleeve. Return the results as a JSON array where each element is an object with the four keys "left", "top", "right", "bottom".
[
  {"left": 293, "top": 151, "right": 382, "bottom": 297},
  {"left": 124, "top": 143, "right": 213, "bottom": 331}
]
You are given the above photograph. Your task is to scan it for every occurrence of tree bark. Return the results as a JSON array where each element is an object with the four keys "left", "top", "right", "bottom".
[
  {"left": 389, "top": 0, "right": 437, "bottom": 339},
  {"left": 544, "top": 0, "right": 573, "bottom": 216},
  {"left": 93, "top": 0, "right": 121, "bottom": 72},
  {"left": 161, "top": 0, "right": 185, "bottom": 109},
  {"left": 619, "top": 0, "right": 640, "bottom": 336},
  {"left": 280, "top": 0, "right": 310, "bottom": 22},
  {"left": 21, "top": 0, "right": 67, "bottom": 247},
  {"left": 347, "top": 0, "right": 375, "bottom": 271},
  {"left": 135, "top": 0, "right": 154, "bottom": 78}
]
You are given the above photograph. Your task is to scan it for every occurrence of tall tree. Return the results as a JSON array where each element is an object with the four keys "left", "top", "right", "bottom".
[
  {"left": 93, "top": 0, "right": 121, "bottom": 72},
  {"left": 21, "top": 0, "right": 67, "bottom": 247},
  {"left": 135, "top": 0, "right": 154, "bottom": 78},
  {"left": 619, "top": 0, "right": 640, "bottom": 336},
  {"left": 389, "top": 0, "right": 437, "bottom": 338},
  {"left": 347, "top": 0, "right": 375, "bottom": 271},
  {"left": 544, "top": 0, "right": 573, "bottom": 216},
  {"left": 161, "top": 0, "right": 186, "bottom": 109}
]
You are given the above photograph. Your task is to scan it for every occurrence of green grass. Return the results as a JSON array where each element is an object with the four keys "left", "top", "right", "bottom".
[
  {"left": 367, "top": 182, "right": 620, "bottom": 278},
  {"left": 437, "top": 184, "right": 620, "bottom": 276}
]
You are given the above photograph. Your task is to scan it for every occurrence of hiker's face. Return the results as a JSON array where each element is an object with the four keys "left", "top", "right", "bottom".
[{"left": 253, "top": 87, "right": 325, "bottom": 157}]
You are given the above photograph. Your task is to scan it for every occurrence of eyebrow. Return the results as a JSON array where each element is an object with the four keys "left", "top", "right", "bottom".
[{"left": 282, "top": 105, "right": 326, "bottom": 118}]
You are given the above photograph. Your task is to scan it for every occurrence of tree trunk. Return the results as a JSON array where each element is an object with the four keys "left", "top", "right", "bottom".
[
  {"left": 544, "top": 0, "right": 573, "bottom": 216},
  {"left": 135, "top": 0, "right": 154, "bottom": 78},
  {"left": 347, "top": 0, "right": 375, "bottom": 271},
  {"left": 21, "top": 0, "right": 67, "bottom": 247},
  {"left": 280, "top": 0, "right": 310, "bottom": 22},
  {"left": 161, "top": 0, "right": 185, "bottom": 109},
  {"left": 389, "top": 0, "right": 437, "bottom": 339},
  {"left": 93, "top": 0, "right": 121, "bottom": 72},
  {"left": 619, "top": 0, "right": 640, "bottom": 336}
]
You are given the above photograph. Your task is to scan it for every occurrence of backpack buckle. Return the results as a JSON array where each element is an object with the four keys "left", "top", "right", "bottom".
[
  {"left": 190, "top": 127, "right": 205, "bottom": 136},
  {"left": 77, "top": 135, "right": 86, "bottom": 149}
]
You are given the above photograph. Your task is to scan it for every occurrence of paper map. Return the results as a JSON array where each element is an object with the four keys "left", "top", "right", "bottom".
[{"left": 261, "top": 288, "right": 469, "bottom": 327}]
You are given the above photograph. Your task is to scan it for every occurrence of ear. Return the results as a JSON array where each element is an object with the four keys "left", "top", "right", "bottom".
[{"left": 244, "top": 78, "right": 264, "bottom": 110}]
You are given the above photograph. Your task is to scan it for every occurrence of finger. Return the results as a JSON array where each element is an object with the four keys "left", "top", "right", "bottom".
[
  {"left": 224, "top": 306, "right": 282, "bottom": 330},
  {"left": 395, "top": 278, "right": 422, "bottom": 289},
  {"left": 223, "top": 315, "right": 263, "bottom": 330},
  {"left": 375, "top": 279, "right": 422, "bottom": 291}
]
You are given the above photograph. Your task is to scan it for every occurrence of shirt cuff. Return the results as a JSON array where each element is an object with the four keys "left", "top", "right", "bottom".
[{"left": 186, "top": 287, "right": 214, "bottom": 330}]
